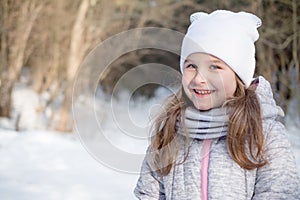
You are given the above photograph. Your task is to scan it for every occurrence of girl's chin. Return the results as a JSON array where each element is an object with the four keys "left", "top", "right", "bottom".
[
  {"left": 195, "top": 106, "right": 213, "bottom": 111},
  {"left": 193, "top": 102, "right": 213, "bottom": 111}
]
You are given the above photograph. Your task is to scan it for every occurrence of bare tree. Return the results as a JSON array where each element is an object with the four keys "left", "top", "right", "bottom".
[
  {"left": 56, "top": 0, "right": 91, "bottom": 132},
  {"left": 0, "top": 0, "right": 42, "bottom": 117},
  {"left": 55, "top": 0, "right": 142, "bottom": 131}
]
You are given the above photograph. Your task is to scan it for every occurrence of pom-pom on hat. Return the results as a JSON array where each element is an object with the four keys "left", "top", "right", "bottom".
[{"left": 180, "top": 10, "right": 262, "bottom": 88}]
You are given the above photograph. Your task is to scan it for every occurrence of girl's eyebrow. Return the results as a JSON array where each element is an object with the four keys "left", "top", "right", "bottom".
[
  {"left": 209, "top": 59, "right": 223, "bottom": 64},
  {"left": 184, "top": 59, "right": 192, "bottom": 64},
  {"left": 184, "top": 58, "right": 223, "bottom": 64}
]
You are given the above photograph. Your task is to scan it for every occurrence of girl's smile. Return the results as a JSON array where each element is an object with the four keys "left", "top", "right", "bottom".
[
  {"left": 182, "top": 53, "right": 237, "bottom": 110},
  {"left": 193, "top": 89, "right": 214, "bottom": 95}
]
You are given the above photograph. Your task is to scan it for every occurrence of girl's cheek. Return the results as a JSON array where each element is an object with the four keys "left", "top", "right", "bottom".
[
  {"left": 182, "top": 74, "right": 190, "bottom": 86},
  {"left": 182, "top": 81, "right": 190, "bottom": 92}
]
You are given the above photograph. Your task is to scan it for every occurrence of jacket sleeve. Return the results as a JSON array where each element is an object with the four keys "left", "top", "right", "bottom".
[
  {"left": 253, "top": 120, "right": 300, "bottom": 199},
  {"left": 134, "top": 150, "right": 166, "bottom": 200}
]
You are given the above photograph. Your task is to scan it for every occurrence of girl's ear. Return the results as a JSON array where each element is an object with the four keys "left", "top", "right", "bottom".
[{"left": 249, "top": 77, "right": 259, "bottom": 90}]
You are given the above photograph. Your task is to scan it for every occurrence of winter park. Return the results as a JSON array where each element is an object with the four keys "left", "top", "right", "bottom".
[{"left": 1, "top": 1, "right": 300, "bottom": 200}]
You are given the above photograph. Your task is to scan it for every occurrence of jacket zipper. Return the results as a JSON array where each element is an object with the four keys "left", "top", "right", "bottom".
[{"left": 201, "top": 139, "right": 212, "bottom": 200}]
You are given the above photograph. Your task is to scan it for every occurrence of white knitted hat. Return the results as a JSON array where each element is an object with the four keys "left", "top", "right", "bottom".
[{"left": 180, "top": 10, "right": 262, "bottom": 88}]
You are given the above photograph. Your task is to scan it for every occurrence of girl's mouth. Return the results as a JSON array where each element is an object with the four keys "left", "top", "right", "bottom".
[{"left": 193, "top": 89, "right": 213, "bottom": 95}]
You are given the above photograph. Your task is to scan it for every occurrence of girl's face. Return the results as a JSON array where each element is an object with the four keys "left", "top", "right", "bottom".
[{"left": 182, "top": 53, "right": 237, "bottom": 110}]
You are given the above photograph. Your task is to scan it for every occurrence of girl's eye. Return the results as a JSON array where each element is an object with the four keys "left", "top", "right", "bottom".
[
  {"left": 210, "top": 65, "right": 221, "bottom": 70},
  {"left": 186, "top": 64, "right": 197, "bottom": 70}
]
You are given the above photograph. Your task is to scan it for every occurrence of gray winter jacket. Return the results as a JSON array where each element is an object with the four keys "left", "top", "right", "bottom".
[{"left": 134, "top": 76, "right": 300, "bottom": 199}]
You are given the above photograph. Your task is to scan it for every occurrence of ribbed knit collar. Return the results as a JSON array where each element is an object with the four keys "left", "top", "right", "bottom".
[{"left": 176, "top": 106, "right": 230, "bottom": 139}]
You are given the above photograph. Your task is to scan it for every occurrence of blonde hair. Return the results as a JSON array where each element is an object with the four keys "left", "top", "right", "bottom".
[{"left": 148, "top": 77, "right": 267, "bottom": 176}]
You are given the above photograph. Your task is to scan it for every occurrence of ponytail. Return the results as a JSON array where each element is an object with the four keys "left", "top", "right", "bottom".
[
  {"left": 147, "top": 90, "right": 188, "bottom": 176},
  {"left": 226, "top": 78, "right": 267, "bottom": 170}
]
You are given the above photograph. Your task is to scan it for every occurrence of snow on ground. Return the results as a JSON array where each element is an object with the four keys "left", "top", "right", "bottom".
[
  {"left": 0, "top": 85, "right": 169, "bottom": 200},
  {"left": 0, "top": 84, "right": 299, "bottom": 200},
  {"left": 0, "top": 129, "right": 138, "bottom": 200}
]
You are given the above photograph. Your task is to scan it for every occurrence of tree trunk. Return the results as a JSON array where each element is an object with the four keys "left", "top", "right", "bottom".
[
  {"left": 0, "top": 0, "right": 42, "bottom": 118},
  {"left": 0, "top": 78, "right": 13, "bottom": 118},
  {"left": 56, "top": 0, "right": 90, "bottom": 132},
  {"left": 55, "top": 83, "right": 73, "bottom": 132}
]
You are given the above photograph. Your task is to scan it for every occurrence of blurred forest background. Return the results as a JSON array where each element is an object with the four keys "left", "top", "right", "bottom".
[{"left": 0, "top": 0, "right": 299, "bottom": 132}]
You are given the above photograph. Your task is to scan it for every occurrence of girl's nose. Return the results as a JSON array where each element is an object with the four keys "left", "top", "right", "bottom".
[{"left": 192, "top": 70, "right": 207, "bottom": 84}]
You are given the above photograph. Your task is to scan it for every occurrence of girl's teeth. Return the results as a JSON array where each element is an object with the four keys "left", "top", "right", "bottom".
[{"left": 194, "top": 89, "right": 212, "bottom": 94}]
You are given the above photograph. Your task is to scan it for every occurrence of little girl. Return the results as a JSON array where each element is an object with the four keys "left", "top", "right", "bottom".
[{"left": 134, "top": 10, "right": 300, "bottom": 199}]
